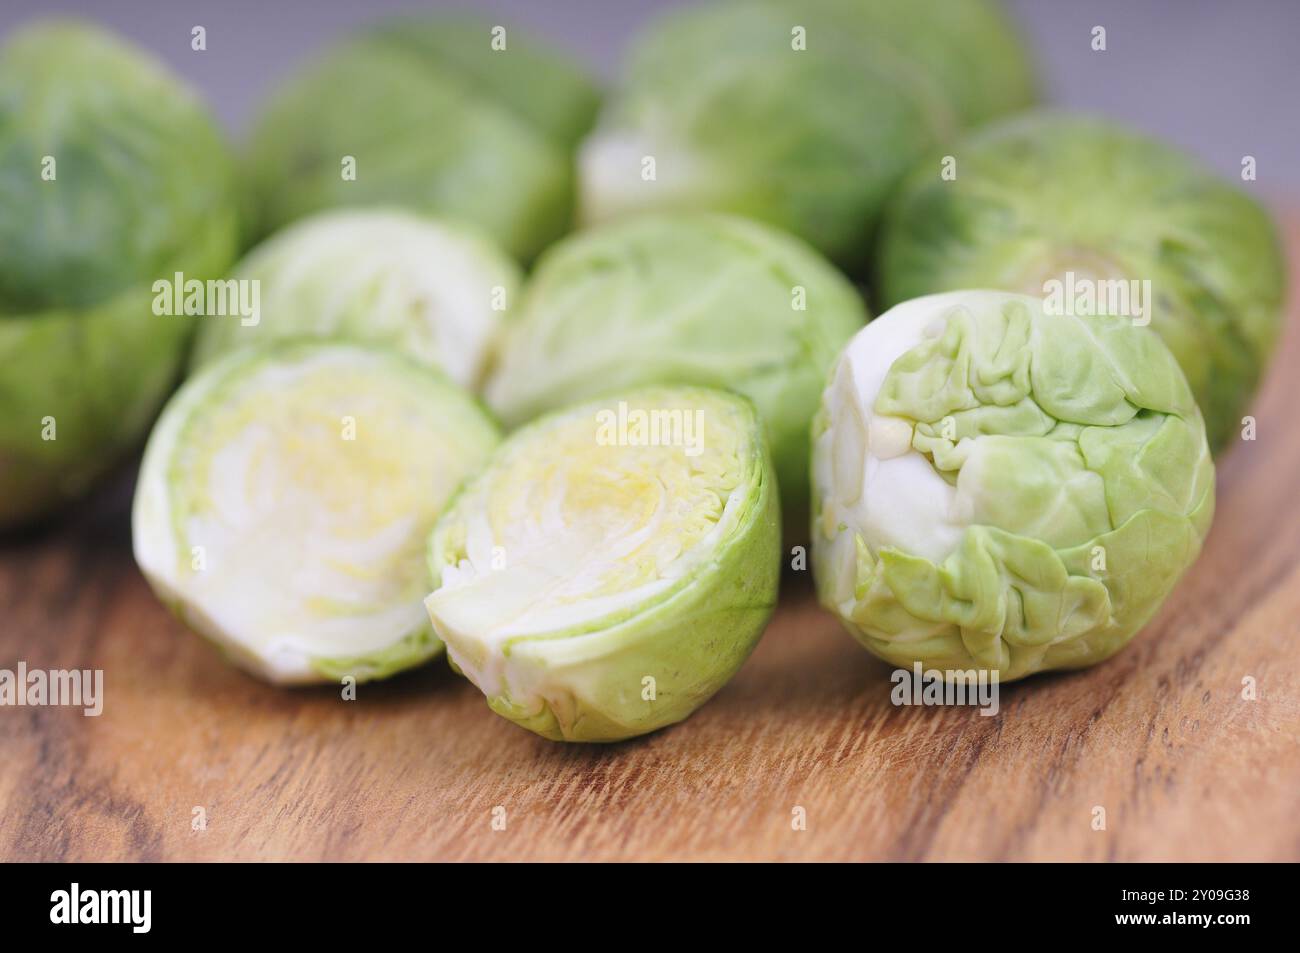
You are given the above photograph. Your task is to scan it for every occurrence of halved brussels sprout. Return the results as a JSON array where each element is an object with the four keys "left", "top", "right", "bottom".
[
  {"left": 579, "top": 0, "right": 1035, "bottom": 264},
  {"left": 426, "top": 386, "right": 780, "bottom": 741},
  {"left": 0, "top": 20, "right": 238, "bottom": 528},
  {"left": 245, "top": 14, "right": 600, "bottom": 261},
  {"left": 812, "top": 291, "right": 1215, "bottom": 681},
  {"left": 484, "top": 213, "right": 866, "bottom": 520},
  {"left": 877, "top": 113, "right": 1287, "bottom": 451},
  {"left": 133, "top": 343, "right": 500, "bottom": 684},
  {"left": 190, "top": 210, "right": 521, "bottom": 391}
]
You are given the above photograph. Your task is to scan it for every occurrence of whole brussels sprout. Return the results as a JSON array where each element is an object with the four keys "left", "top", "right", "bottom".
[
  {"left": 579, "top": 0, "right": 1035, "bottom": 265},
  {"left": 246, "top": 14, "right": 600, "bottom": 261},
  {"left": 426, "top": 385, "right": 780, "bottom": 741},
  {"left": 191, "top": 209, "right": 521, "bottom": 392},
  {"left": 812, "top": 291, "right": 1215, "bottom": 682},
  {"left": 0, "top": 20, "right": 239, "bottom": 529},
  {"left": 133, "top": 343, "right": 501, "bottom": 685},
  {"left": 877, "top": 113, "right": 1287, "bottom": 452},
  {"left": 485, "top": 213, "right": 866, "bottom": 520}
]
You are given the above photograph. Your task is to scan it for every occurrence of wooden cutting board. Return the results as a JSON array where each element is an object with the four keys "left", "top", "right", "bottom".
[{"left": 3, "top": 222, "right": 1298, "bottom": 863}]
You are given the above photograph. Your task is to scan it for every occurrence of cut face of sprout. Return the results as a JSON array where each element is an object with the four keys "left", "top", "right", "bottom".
[
  {"left": 132, "top": 343, "right": 500, "bottom": 684},
  {"left": 426, "top": 386, "right": 780, "bottom": 742}
]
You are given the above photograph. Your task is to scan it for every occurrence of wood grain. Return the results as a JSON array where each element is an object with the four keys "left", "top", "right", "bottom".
[{"left": 2, "top": 223, "right": 1298, "bottom": 863}]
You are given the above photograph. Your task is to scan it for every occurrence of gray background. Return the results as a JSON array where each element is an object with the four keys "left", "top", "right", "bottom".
[{"left": 2, "top": 0, "right": 1297, "bottom": 196}]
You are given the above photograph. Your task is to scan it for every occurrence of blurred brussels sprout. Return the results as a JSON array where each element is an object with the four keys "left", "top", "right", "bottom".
[
  {"left": 246, "top": 14, "right": 600, "bottom": 261},
  {"left": 0, "top": 20, "right": 239, "bottom": 529},
  {"left": 426, "top": 386, "right": 780, "bottom": 741},
  {"left": 133, "top": 343, "right": 501, "bottom": 685},
  {"left": 191, "top": 209, "right": 521, "bottom": 391},
  {"left": 877, "top": 113, "right": 1287, "bottom": 451},
  {"left": 812, "top": 291, "right": 1215, "bottom": 682},
  {"left": 485, "top": 213, "right": 866, "bottom": 519},
  {"left": 579, "top": 0, "right": 1035, "bottom": 265}
]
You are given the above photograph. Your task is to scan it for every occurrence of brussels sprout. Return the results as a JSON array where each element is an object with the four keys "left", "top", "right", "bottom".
[
  {"left": 485, "top": 213, "right": 866, "bottom": 520},
  {"left": 579, "top": 0, "right": 1035, "bottom": 264},
  {"left": 190, "top": 210, "right": 521, "bottom": 391},
  {"left": 812, "top": 291, "right": 1215, "bottom": 682},
  {"left": 246, "top": 14, "right": 600, "bottom": 261},
  {"left": 133, "top": 343, "right": 500, "bottom": 685},
  {"left": 426, "top": 386, "right": 780, "bottom": 741},
  {"left": 0, "top": 20, "right": 239, "bottom": 528},
  {"left": 877, "top": 113, "right": 1287, "bottom": 451}
]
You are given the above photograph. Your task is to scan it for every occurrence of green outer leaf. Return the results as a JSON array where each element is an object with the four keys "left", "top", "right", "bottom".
[
  {"left": 0, "top": 19, "right": 239, "bottom": 528},
  {"left": 485, "top": 213, "right": 866, "bottom": 523},
  {"left": 0, "top": 20, "right": 239, "bottom": 311},
  {"left": 0, "top": 287, "right": 193, "bottom": 527},
  {"left": 244, "top": 15, "right": 600, "bottom": 261},
  {"left": 803, "top": 0, "right": 1037, "bottom": 128},
  {"left": 310, "top": 625, "right": 445, "bottom": 684},
  {"left": 812, "top": 292, "right": 1215, "bottom": 681},
  {"left": 188, "top": 209, "right": 522, "bottom": 391},
  {"left": 580, "top": 0, "right": 1036, "bottom": 263},
  {"left": 877, "top": 111, "right": 1287, "bottom": 452},
  {"left": 366, "top": 14, "right": 600, "bottom": 150},
  {"left": 428, "top": 386, "right": 782, "bottom": 742}
]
